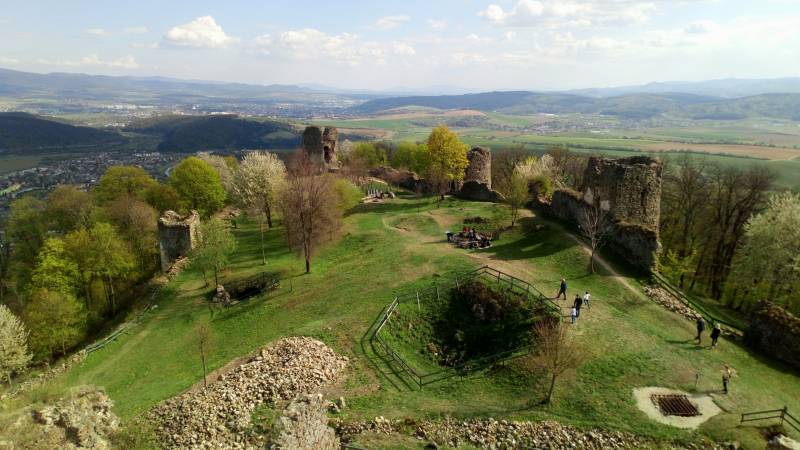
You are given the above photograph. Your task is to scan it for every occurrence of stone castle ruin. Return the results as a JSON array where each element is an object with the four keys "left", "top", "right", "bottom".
[
  {"left": 457, "top": 146, "right": 503, "bottom": 202},
  {"left": 550, "top": 156, "right": 663, "bottom": 271},
  {"left": 158, "top": 210, "right": 200, "bottom": 272},
  {"left": 302, "top": 126, "right": 339, "bottom": 169}
]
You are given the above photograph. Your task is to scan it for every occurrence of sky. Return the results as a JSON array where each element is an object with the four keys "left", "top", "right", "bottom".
[{"left": 0, "top": 0, "right": 799, "bottom": 91}]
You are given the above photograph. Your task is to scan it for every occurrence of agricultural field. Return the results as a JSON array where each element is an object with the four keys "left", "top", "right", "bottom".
[
  {"left": 0, "top": 154, "right": 44, "bottom": 174},
  {"left": 9, "top": 195, "right": 799, "bottom": 449}
]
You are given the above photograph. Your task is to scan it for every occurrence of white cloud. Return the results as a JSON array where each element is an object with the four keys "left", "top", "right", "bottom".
[
  {"left": 373, "top": 15, "right": 410, "bottom": 30},
  {"left": 427, "top": 18, "right": 448, "bottom": 30},
  {"left": 479, "top": 0, "right": 656, "bottom": 28},
  {"left": 163, "top": 16, "right": 238, "bottom": 49},
  {"left": 0, "top": 56, "right": 19, "bottom": 65},
  {"left": 125, "top": 26, "right": 150, "bottom": 34},
  {"left": 37, "top": 54, "right": 139, "bottom": 69},
  {"left": 86, "top": 28, "right": 109, "bottom": 36},
  {"left": 250, "top": 28, "right": 415, "bottom": 66}
]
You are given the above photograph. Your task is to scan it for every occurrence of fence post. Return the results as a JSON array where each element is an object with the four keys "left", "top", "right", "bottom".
[
  {"left": 782, "top": 405, "right": 789, "bottom": 426},
  {"left": 416, "top": 291, "right": 421, "bottom": 311}
]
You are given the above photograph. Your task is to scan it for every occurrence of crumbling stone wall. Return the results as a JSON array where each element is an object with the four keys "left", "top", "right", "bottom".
[
  {"left": 158, "top": 210, "right": 200, "bottom": 272},
  {"left": 465, "top": 146, "right": 492, "bottom": 188},
  {"left": 369, "top": 166, "right": 432, "bottom": 193},
  {"left": 582, "top": 156, "right": 662, "bottom": 230},
  {"left": 746, "top": 302, "right": 800, "bottom": 370},
  {"left": 271, "top": 394, "right": 340, "bottom": 450},
  {"left": 302, "top": 126, "right": 339, "bottom": 169},
  {"left": 548, "top": 156, "right": 663, "bottom": 271}
]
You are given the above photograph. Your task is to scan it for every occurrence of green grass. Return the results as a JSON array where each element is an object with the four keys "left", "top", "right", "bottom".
[
  {"left": 21, "top": 195, "right": 800, "bottom": 449},
  {"left": 0, "top": 154, "right": 44, "bottom": 174}
]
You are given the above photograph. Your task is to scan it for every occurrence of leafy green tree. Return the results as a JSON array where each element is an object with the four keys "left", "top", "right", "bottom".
[
  {"left": 0, "top": 304, "right": 32, "bottom": 387},
  {"left": 5, "top": 196, "right": 48, "bottom": 269},
  {"left": 192, "top": 218, "right": 236, "bottom": 286},
  {"left": 106, "top": 196, "right": 158, "bottom": 272},
  {"left": 332, "top": 177, "right": 362, "bottom": 213},
  {"left": 30, "top": 238, "right": 79, "bottom": 296},
  {"left": 170, "top": 157, "right": 226, "bottom": 217},
  {"left": 724, "top": 192, "right": 800, "bottom": 313},
  {"left": 93, "top": 166, "right": 157, "bottom": 204},
  {"left": 425, "top": 125, "right": 469, "bottom": 201},
  {"left": 506, "top": 171, "right": 530, "bottom": 227},
  {"left": 46, "top": 185, "right": 94, "bottom": 232},
  {"left": 350, "top": 142, "right": 387, "bottom": 168},
  {"left": 144, "top": 183, "right": 181, "bottom": 213},
  {"left": 391, "top": 142, "right": 429, "bottom": 174},
  {"left": 88, "top": 223, "right": 136, "bottom": 314},
  {"left": 63, "top": 228, "right": 96, "bottom": 306},
  {"left": 25, "top": 288, "right": 87, "bottom": 358}
]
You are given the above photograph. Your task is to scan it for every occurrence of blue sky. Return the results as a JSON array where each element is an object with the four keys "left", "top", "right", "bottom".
[{"left": 1, "top": 0, "right": 799, "bottom": 90}]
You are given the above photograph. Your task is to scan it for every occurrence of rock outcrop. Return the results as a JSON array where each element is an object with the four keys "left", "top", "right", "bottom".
[
  {"left": 271, "top": 394, "right": 340, "bottom": 450},
  {"left": 302, "top": 126, "right": 339, "bottom": 169},
  {"left": 6, "top": 387, "right": 119, "bottom": 450},
  {"left": 158, "top": 210, "right": 200, "bottom": 273},
  {"left": 746, "top": 302, "right": 800, "bottom": 370},
  {"left": 150, "top": 337, "right": 348, "bottom": 449}
]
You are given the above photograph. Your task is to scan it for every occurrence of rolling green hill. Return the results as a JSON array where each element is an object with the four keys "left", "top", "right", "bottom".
[
  {"left": 0, "top": 112, "right": 124, "bottom": 152},
  {"left": 127, "top": 114, "right": 301, "bottom": 152}
]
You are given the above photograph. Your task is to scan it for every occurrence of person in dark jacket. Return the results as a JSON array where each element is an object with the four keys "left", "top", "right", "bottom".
[
  {"left": 710, "top": 323, "right": 722, "bottom": 348},
  {"left": 556, "top": 279, "right": 567, "bottom": 300},
  {"left": 695, "top": 317, "right": 706, "bottom": 344},
  {"left": 573, "top": 294, "right": 583, "bottom": 318}
]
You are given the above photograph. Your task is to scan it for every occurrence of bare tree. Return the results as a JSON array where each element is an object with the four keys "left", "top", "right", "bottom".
[
  {"left": 280, "top": 151, "right": 341, "bottom": 274},
  {"left": 195, "top": 323, "right": 213, "bottom": 389},
  {"left": 578, "top": 200, "right": 613, "bottom": 273},
  {"left": 528, "top": 320, "right": 584, "bottom": 404}
]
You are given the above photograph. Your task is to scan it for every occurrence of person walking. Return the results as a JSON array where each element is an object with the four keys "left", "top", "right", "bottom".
[
  {"left": 695, "top": 317, "right": 706, "bottom": 344},
  {"left": 722, "top": 364, "right": 734, "bottom": 394},
  {"left": 582, "top": 291, "right": 591, "bottom": 309},
  {"left": 556, "top": 279, "right": 568, "bottom": 300},
  {"left": 710, "top": 323, "right": 722, "bottom": 348},
  {"left": 570, "top": 307, "right": 577, "bottom": 324},
  {"left": 573, "top": 294, "right": 583, "bottom": 319}
]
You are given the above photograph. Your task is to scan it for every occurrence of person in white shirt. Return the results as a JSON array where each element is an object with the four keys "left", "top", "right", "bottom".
[{"left": 582, "top": 291, "right": 591, "bottom": 309}]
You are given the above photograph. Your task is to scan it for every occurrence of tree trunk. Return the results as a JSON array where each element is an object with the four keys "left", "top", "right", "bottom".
[
  {"left": 201, "top": 269, "right": 208, "bottom": 287},
  {"left": 213, "top": 266, "right": 219, "bottom": 286},
  {"left": 590, "top": 247, "right": 596, "bottom": 274},
  {"left": 260, "top": 221, "right": 267, "bottom": 265},
  {"left": 266, "top": 205, "right": 273, "bottom": 229},
  {"left": 201, "top": 342, "right": 207, "bottom": 389},
  {"left": 107, "top": 276, "right": 116, "bottom": 315},
  {"left": 546, "top": 373, "right": 557, "bottom": 404}
]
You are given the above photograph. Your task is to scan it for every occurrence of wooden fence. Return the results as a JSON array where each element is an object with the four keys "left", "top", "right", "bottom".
[{"left": 741, "top": 406, "right": 799, "bottom": 434}]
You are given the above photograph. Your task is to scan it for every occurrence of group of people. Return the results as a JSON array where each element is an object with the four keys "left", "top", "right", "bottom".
[
  {"left": 446, "top": 227, "right": 492, "bottom": 249},
  {"left": 556, "top": 278, "right": 591, "bottom": 324},
  {"left": 695, "top": 316, "right": 723, "bottom": 348}
]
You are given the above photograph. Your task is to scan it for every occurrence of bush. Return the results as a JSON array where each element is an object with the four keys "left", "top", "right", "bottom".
[{"left": 529, "top": 175, "right": 553, "bottom": 199}]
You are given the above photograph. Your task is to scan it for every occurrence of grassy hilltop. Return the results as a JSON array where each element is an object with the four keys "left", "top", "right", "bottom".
[{"left": 12, "top": 195, "right": 800, "bottom": 449}]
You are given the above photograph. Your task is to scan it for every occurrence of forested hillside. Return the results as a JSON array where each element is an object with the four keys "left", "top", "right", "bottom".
[{"left": 0, "top": 112, "right": 124, "bottom": 152}]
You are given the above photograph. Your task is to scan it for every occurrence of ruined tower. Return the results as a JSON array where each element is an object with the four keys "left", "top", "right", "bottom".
[
  {"left": 302, "top": 126, "right": 339, "bottom": 169},
  {"left": 465, "top": 146, "right": 492, "bottom": 188},
  {"left": 157, "top": 210, "right": 200, "bottom": 272},
  {"left": 581, "top": 156, "right": 662, "bottom": 230}
]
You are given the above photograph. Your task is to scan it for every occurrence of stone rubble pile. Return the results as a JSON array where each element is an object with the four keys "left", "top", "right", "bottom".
[
  {"left": 270, "top": 394, "right": 340, "bottom": 450},
  {"left": 644, "top": 285, "right": 702, "bottom": 322},
  {"left": 149, "top": 337, "right": 348, "bottom": 449},
  {"left": 336, "top": 417, "right": 721, "bottom": 450}
]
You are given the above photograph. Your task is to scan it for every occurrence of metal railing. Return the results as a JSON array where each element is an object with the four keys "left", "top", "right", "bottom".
[
  {"left": 651, "top": 272, "right": 744, "bottom": 336},
  {"left": 370, "top": 266, "right": 560, "bottom": 389},
  {"left": 741, "top": 406, "right": 800, "bottom": 434}
]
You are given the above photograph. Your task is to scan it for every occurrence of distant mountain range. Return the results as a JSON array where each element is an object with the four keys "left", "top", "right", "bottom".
[
  {"left": 569, "top": 78, "right": 800, "bottom": 99},
  {"left": 351, "top": 91, "right": 800, "bottom": 121}
]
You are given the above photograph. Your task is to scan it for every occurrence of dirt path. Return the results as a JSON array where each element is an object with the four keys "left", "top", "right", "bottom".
[{"left": 561, "top": 232, "right": 646, "bottom": 301}]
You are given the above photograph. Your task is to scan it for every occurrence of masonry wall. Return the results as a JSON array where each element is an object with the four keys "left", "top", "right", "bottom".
[
  {"left": 746, "top": 302, "right": 800, "bottom": 370},
  {"left": 157, "top": 210, "right": 199, "bottom": 272}
]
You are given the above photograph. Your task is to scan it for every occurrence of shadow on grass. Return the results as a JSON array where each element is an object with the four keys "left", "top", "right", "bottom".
[
  {"left": 358, "top": 302, "right": 417, "bottom": 392},
  {"left": 475, "top": 217, "right": 578, "bottom": 263}
]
